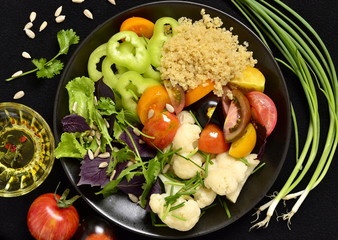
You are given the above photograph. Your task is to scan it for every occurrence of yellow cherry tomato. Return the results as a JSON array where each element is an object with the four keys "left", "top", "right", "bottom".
[
  {"left": 229, "top": 123, "right": 257, "bottom": 158},
  {"left": 230, "top": 66, "right": 265, "bottom": 92}
]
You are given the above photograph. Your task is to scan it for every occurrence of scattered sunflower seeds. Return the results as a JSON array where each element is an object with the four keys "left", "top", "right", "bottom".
[
  {"left": 13, "top": 90, "right": 25, "bottom": 100},
  {"left": 29, "top": 11, "right": 37, "bottom": 22},
  {"left": 110, "top": 170, "right": 116, "bottom": 181},
  {"left": 72, "top": 0, "right": 85, "bottom": 3},
  {"left": 88, "top": 149, "right": 94, "bottom": 160},
  {"left": 98, "top": 152, "right": 110, "bottom": 158},
  {"left": 107, "top": 0, "right": 116, "bottom": 5},
  {"left": 22, "top": 51, "right": 31, "bottom": 59},
  {"left": 11, "top": 70, "right": 23, "bottom": 78},
  {"left": 24, "top": 29, "right": 35, "bottom": 39},
  {"left": 98, "top": 162, "right": 108, "bottom": 168},
  {"left": 54, "top": 6, "right": 63, "bottom": 17},
  {"left": 148, "top": 109, "right": 155, "bottom": 119},
  {"left": 24, "top": 22, "right": 33, "bottom": 30},
  {"left": 83, "top": 9, "right": 93, "bottom": 19},
  {"left": 166, "top": 103, "right": 175, "bottom": 113},
  {"left": 94, "top": 146, "right": 101, "bottom": 157},
  {"left": 128, "top": 193, "right": 139, "bottom": 203},
  {"left": 39, "top": 21, "right": 48, "bottom": 32},
  {"left": 55, "top": 15, "right": 66, "bottom": 23}
]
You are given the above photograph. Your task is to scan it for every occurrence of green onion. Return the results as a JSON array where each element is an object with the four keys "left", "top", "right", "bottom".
[{"left": 231, "top": 0, "right": 338, "bottom": 230}]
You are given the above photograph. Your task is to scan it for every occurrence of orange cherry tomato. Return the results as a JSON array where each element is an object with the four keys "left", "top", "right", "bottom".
[
  {"left": 198, "top": 123, "right": 230, "bottom": 154},
  {"left": 142, "top": 111, "right": 179, "bottom": 150},
  {"left": 185, "top": 80, "right": 215, "bottom": 107},
  {"left": 137, "top": 85, "right": 171, "bottom": 125},
  {"left": 120, "top": 17, "right": 155, "bottom": 38}
]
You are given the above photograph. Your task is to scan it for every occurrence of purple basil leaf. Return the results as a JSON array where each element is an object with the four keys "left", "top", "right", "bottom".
[
  {"left": 119, "top": 126, "right": 156, "bottom": 158},
  {"left": 253, "top": 121, "right": 267, "bottom": 161},
  {"left": 117, "top": 175, "right": 145, "bottom": 197},
  {"left": 62, "top": 114, "right": 91, "bottom": 133},
  {"left": 145, "top": 179, "right": 162, "bottom": 211},
  {"left": 78, "top": 154, "right": 110, "bottom": 188},
  {"left": 113, "top": 161, "right": 129, "bottom": 180},
  {"left": 95, "top": 78, "right": 115, "bottom": 101}
]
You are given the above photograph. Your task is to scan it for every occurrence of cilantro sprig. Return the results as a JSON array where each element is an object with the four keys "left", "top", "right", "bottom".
[{"left": 6, "top": 29, "right": 80, "bottom": 81}]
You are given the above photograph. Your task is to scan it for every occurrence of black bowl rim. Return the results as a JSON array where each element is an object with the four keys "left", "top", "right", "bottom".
[{"left": 53, "top": 0, "right": 291, "bottom": 238}]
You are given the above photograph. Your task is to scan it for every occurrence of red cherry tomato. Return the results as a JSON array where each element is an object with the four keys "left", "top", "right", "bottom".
[
  {"left": 198, "top": 123, "right": 230, "bottom": 154},
  {"left": 27, "top": 190, "right": 80, "bottom": 240},
  {"left": 141, "top": 111, "right": 179, "bottom": 149},
  {"left": 246, "top": 91, "right": 277, "bottom": 136},
  {"left": 73, "top": 216, "right": 117, "bottom": 240}
]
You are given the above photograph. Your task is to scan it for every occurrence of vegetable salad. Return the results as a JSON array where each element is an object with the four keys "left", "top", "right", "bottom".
[{"left": 55, "top": 10, "right": 277, "bottom": 231}]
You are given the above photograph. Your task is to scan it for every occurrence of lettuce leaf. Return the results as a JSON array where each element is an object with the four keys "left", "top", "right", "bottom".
[{"left": 54, "top": 132, "right": 87, "bottom": 159}]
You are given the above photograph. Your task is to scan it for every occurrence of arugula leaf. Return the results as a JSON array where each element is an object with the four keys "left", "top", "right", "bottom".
[{"left": 6, "top": 29, "right": 80, "bottom": 82}]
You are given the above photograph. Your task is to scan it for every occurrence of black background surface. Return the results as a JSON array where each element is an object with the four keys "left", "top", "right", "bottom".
[{"left": 0, "top": 0, "right": 337, "bottom": 240}]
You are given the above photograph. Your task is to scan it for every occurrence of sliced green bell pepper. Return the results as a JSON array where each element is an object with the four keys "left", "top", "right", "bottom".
[
  {"left": 114, "top": 71, "right": 161, "bottom": 119},
  {"left": 148, "top": 17, "right": 179, "bottom": 68},
  {"left": 87, "top": 43, "right": 107, "bottom": 82},
  {"left": 106, "top": 31, "right": 151, "bottom": 74}
]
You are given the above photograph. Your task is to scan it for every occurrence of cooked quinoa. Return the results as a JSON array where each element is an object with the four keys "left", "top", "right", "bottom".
[{"left": 159, "top": 9, "right": 257, "bottom": 97}]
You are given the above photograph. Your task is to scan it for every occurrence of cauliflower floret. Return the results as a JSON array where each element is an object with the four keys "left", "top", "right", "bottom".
[
  {"left": 193, "top": 186, "right": 217, "bottom": 208},
  {"left": 204, "top": 153, "right": 259, "bottom": 203},
  {"left": 149, "top": 194, "right": 201, "bottom": 231},
  {"left": 171, "top": 111, "right": 201, "bottom": 153},
  {"left": 172, "top": 152, "right": 204, "bottom": 179}
]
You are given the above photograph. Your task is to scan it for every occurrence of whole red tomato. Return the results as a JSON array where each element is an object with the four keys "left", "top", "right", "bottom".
[{"left": 27, "top": 189, "right": 80, "bottom": 240}]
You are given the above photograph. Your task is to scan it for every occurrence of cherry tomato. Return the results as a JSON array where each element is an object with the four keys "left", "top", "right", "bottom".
[
  {"left": 142, "top": 111, "right": 179, "bottom": 149},
  {"left": 137, "top": 85, "right": 171, "bottom": 125},
  {"left": 223, "top": 89, "right": 251, "bottom": 142},
  {"left": 229, "top": 123, "right": 257, "bottom": 158},
  {"left": 27, "top": 190, "right": 80, "bottom": 240},
  {"left": 120, "top": 17, "right": 155, "bottom": 38},
  {"left": 163, "top": 80, "right": 185, "bottom": 114},
  {"left": 198, "top": 123, "right": 230, "bottom": 154},
  {"left": 246, "top": 91, "right": 277, "bottom": 136},
  {"left": 73, "top": 216, "right": 117, "bottom": 240},
  {"left": 229, "top": 66, "right": 266, "bottom": 93},
  {"left": 185, "top": 80, "right": 215, "bottom": 107}
]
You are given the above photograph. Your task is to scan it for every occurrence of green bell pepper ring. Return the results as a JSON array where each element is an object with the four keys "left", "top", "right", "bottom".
[
  {"left": 115, "top": 71, "right": 161, "bottom": 119},
  {"left": 106, "top": 31, "right": 151, "bottom": 74},
  {"left": 101, "top": 57, "right": 119, "bottom": 89},
  {"left": 148, "top": 17, "right": 179, "bottom": 68},
  {"left": 87, "top": 43, "right": 107, "bottom": 82}
]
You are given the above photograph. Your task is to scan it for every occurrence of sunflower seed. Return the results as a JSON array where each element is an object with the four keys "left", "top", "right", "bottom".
[
  {"left": 11, "top": 70, "right": 23, "bottom": 78},
  {"left": 88, "top": 149, "right": 94, "bottom": 160},
  {"left": 162, "top": 164, "right": 170, "bottom": 174},
  {"left": 94, "top": 146, "right": 101, "bottom": 157},
  {"left": 13, "top": 91, "right": 25, "bottom": 100},
  {"left": 22, "top": 51, "right": 31, "bottom": 59},
  {"left": 87, "top": 136, "right": 93, "bottom": 142},
  {"left": 133, "top": 128, "right": 141, "bottom": 136},
  {"left": 95, "top": 131, "right": 101, "bottom": 140},
  {"left": 83, "top": 9, "right": 93, "bottom": 19},
  {"left": 128, "top": 193, "right": 139, "bottom": 203},
  {"left": 90, "top": 129, "right": 96, "bottom": 136},
  {"left": 104, "top": 119, "right": 110, "bottom": 128},
  {"left": 29, "top": 12, "right": 37, "bottom": 22},
  {"left": 139, "top": 139, "right": 145, "bottom": 144},
  {"left": 107, "top": 0, "right": 116, "bottom": 5},
  {"left": 54, "top": 6, "right": 63, "bottom": 17},
  {"left": 98, "top": 162, "right": 108, "bottom": 168},
  {"left": 72, "top": 0, "right": 85, "bottom": 3},
  {"left": 72, "top": 101, "right": 78, "bottom": 112},
  {"left": 39, "top": 21, "right": 48, "bottom": 32},
  {"left": 55, "top": 15, "right": 66, "bottom": 23},
  {"left": 166, "top": 103, "right": 175, "bottom": 113},
  {"left": 24, "top": 22, "right": 33, "bottom": 30},
  {"left": 110, "top": 170, "right": 116, "bottom": 181},
  {"left": 98, "top": 152, "right": 110, "bottom": 158},
  {"left": 25, "top": 29, "right": 35, "bottom": 39},
  {"left": 95, "top": 138, "right": 101, "bottom": 146},
  {"left": 148, "top": 109, "right": 155, "bottom": 119}
]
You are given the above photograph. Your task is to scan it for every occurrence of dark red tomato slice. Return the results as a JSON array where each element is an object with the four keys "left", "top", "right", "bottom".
[
  {"left": 223, "top": 89, "right": 251, "bottom": 142},
  {"left": 163, "top": 80, "right": 185, "bottom": 114},
  {"left": 198, "top": 123, "right": 230, "bottom": 154},
  {"left": 141, "top": 111, "right": 179, "bottom": 149},
  {"left": 246, "top": 91, "right": 277, "bottom": 136}
]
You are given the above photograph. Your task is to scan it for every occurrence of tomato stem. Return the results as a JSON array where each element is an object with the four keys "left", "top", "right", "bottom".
[{"left": 54, "top": 182, "right": 81, "bottom": 209}]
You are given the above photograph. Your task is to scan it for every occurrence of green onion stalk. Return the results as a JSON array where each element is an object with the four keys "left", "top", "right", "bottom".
[{"left": 230, "top": 0, "right": 338, "bottom": 230}]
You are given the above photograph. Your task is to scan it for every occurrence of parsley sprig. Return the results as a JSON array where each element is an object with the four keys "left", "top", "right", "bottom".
[{"left": 6, "top": 29, "right": 80, "bottom": 81}]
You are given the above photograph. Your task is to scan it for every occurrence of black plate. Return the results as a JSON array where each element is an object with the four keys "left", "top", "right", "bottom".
[{"left": 53, "top": 1, "right": 291, "bottom": 238}]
